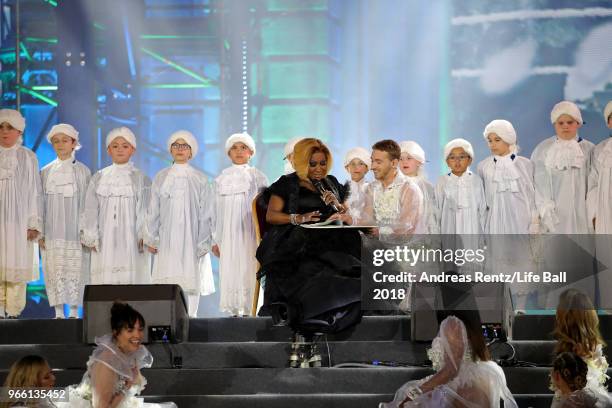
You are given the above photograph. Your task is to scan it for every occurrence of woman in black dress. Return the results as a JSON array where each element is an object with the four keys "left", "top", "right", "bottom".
[{"left": 256, "top": 138, "right": 363, "bottom": 367}]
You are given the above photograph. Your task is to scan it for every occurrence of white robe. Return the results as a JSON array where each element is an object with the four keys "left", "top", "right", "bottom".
[
  {"left": 410, "top": 176, "right": 439, "bottom": 234},
  {"left": 587, "top": 137, "right": 612, "bottom": 234},
  {"left": 346, "top": 178, "right": 368, "bottom": 221},
  {"left": 41, "top": 158, "right": 91, "bottom": 306},
  {"left": 0, "top": 144, "right": 42, "bottom": 283},
  {"left": 477, "top": 155, "right": 538, "bottom": 234},
  {"left": 435, "top": 170, "right": 486, "bottom": 235},
  {"left": 144, "top": 163, "right": 214, "bottom": 297},
  {"left": 80, "top": 162, "right": 151, "bottom": 285},
  {"left": 531, "top": 136, "right": 595, "bottom": 233},
  {"left": 214, "top": 164, "right": 268, "bottom": 315}
]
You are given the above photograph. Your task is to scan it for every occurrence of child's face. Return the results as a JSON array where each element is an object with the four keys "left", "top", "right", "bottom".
[
  {"left": 486, "top": 133, "right": 511, "bottom": 156},
  {"left": 0, "top": 122, "right": 22, "bottom": 148},
  {"left": 170, "top": 138, "right": 192, "bottom": 164},
  {"left": 554, "top": 114, "right": 581, "bottom": 140},
  {"left": 107, "top": 136, "right": 135, "bottom": 164},
  {"left": 345, "top": 158, "right": 368, "bottom": 182},
  {"left": 51, "top": 133, "right": 77, "bottom": 160},
  {"left": 446, "top": 147, "right": 472, "bottom": 176},
  {"left": 228, "top": 142, "right": 252, "bottom": 165},
  {"left": 607, "top": 115, "right": 612, "bottom": 129},
  {"left": 399, "top": 153, "right": 421, "bottom": 176}
]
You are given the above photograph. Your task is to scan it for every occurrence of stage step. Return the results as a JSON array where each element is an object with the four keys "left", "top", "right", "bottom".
[
  {"left": 512, "top": 314, "right": 612, "bottom": 340},
  {"left": 2, "top": 367, "right": 603, "bottom": 395},
  {"left": 0, "top": 341, "right": 429, "bottom": 369},
  {"left": 3, "top": 340, "right": 604, "bottom": 370},
  {"left": 3, "top": 314, "right": 610, "bottom": 344},
  {"left": 142, "top": 393, "right": 555, "bottom": 408},
  {"left": 0, "top": 316, "right": 413, "bottom": 344}
]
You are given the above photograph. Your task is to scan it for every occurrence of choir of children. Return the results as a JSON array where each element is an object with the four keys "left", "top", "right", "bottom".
[{"left": 1, "top": 98, "right": 611, "bottom": 318}]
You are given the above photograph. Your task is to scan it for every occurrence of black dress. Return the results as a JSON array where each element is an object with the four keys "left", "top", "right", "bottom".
[{"left": 256, "top": 173, "right": 363, "bottom": 334}]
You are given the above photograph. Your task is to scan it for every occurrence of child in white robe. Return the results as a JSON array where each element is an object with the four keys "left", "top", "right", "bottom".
[
  {"left": 80, "top": 127, "right": 151, "bottom": 286},
  {"left": 531, "top": 101, "right": 595, "bottom": 234},
  {"left": 344, "top": 147, "right": 370, "bottom": 221},
  {"left": 587, "top": 101, "right": 612, "bottom": 234},
  {"left": 399, "top": 141, "right": 439, "bottom": 234},
  {"left": 435, "top": 138, "right": 486, "bottom": 235},
  {"left": 283, "top": 137, "right": 302, "bottom": 175},
  {"left": 0, "top": 109, "right": 42, "bottom": 318},
  {"left": 144, "top": 130, "right": 214, "bottom": 318},
  {"left": 213, "top": 133, "right": 268, "bottom": 316},
  {"left": 40, "top": 124, "right": 91, "bottom": 318},
  {"left": 587, "top": 102, "right": 612, "bottom": 309},
  {"left": 477, "top": 120, "right": 539, "bottom": 235},
  {"left": 478, "top": 120, "right": 540, "bottom": 312}
]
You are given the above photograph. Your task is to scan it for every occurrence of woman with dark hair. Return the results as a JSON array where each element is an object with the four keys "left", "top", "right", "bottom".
[
  {"left": 62, "top": 302, "right": 175, "bottom": 408},
  {"left": 380, "top": 313, "right": 517, "bottom": 408},
  {"left": 257, "top": 138, "right": 363, "bottom": 367}
]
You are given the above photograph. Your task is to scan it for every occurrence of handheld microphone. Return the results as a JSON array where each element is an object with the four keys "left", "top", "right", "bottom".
[{"left": 312, "top": 179, "right": 340, "bottom": 212}]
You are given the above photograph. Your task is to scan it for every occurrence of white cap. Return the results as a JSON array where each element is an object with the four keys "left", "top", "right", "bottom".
[
  {"left": 47, "top": 123, "right": 81, "bottom": 150},
  {"left": 483, "top": 119, "right": 517, "bottom": 149},
  {"left": 551, "top": 101, "right": 583, "bottom": 124},
  {"left": 283, "top": 137, "right": 303, "bottom": 158},
  {"left": 225, "top": 133, "right": 256, "bottom": 156},
  {"left": 344, "top": 147, "right": 371, "bottom": 168},
  {"left": 444, "top": 138, "right": 474, "bottom": 160},
  {"left": 167, "top": 130, "right": 198, "bottom": 157},
  {"left": 399, "top": 141, "right": 425, "bottom": 163},
  {"left": 0, "top": 109, "right": 25, "bottom": 132},
  {"left": 106, "top": 127, "right": 137, "bottom": 148},
  {"left": 604, "top": 101, "right": 612, "bottom": 123}
]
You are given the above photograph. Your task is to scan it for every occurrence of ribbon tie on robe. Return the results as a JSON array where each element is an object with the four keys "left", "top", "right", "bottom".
[
  {"left": 46, "top": 159, "right": 76, "bottom": 197},
  {"left": 96, "top": 162, "right": 135, "bottom": 197},
  {"left": 544, "top": 137, "right": 585, "bottom": 170},
  {"left": 160, "top": 163, "right": 190, "bottom": 199},
  {"left": 217, "top": 164, "right": 251, "bottom": 195},
  {"left": 492, "top": 155, "right": 520, "bottom": 193},
  {"left": 446, "top": 172, "right": 471, "bottom": 209},
  {"left": 0, "top": 151, "right": 18, "bottom": 180}
]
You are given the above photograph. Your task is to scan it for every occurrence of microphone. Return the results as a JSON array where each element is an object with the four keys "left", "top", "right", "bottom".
[{"left": 312, "top": 178, "right": 341, "bottom": 212}]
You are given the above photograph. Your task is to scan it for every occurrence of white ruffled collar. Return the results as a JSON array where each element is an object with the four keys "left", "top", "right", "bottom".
[
  {"left": 0, "top": 144, "right": 19, "bottom": 152},
  {"left": 492, "top": 154, "right": 520, "bottom": 192},
  {"left": 544, "top": 135, "right": 585, "bottom": 170}
]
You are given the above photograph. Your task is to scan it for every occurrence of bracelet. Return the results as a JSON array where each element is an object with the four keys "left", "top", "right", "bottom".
[
  {"left": 290, "top": 214, "right": 299, "bottom": 225},
  {"left": 405, "top": 386, "right": 423, "bottom": 400}
]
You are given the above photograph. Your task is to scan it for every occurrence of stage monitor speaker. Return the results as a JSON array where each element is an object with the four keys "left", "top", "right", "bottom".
[
  {"left": 83, "top": 284, "right": 189, "bottom": 344},
  {"left": 411, "top": 283, "right": 513, "bottom": 342}
]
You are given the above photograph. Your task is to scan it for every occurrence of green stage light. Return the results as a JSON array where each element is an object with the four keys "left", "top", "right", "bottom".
[
  {"left": 141, "top": 47, "right": 212, "bottom": 85},
  {"left": 19, "top": 86, "right": 59, "bottom": 107}
]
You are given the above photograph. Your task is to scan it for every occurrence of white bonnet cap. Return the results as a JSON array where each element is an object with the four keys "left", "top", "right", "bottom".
[
  {"left": 399, "top": 140, "right": 425, "bottom": 163},
  {"left": 47, "top": 123, "right": 81, "bottom": 150},
  {"left": 283, "top": 137, "right": 303, "bottom": 158},
  {"left": 344, "top": 147, "right": 371, "bottom": 168},
  {"left": 483, "top": 119, "right": 517, "bottom": 148},
  {"left": 550, "top": 101, "right": 583, "bottom": 124},
  {"left": 0, "top": 109, "right": 25, "bottom": 132},
  {"left": 443, "top": 138, "right": 474, "bottom": 160},
  {"left": 106, "top": 127, "right": 137, "bottom": 148},
  {"left": 225, "top": 133, "right": 256, "bottom": 156},
  {"left": 167, "top": 130, "right": 198, "bottom": 157},
  {"left": 604, "top": 101, "right": 612, "bottom": 123}
]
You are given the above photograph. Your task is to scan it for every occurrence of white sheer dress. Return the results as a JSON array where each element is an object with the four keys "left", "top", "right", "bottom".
[{"left": 380, "top": 316, "right": 517, "bottom": 408}]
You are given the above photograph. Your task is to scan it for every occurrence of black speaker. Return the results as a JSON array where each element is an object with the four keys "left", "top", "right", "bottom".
[{"left": 83, "top": 284, "right": 189, "bottom": 344}]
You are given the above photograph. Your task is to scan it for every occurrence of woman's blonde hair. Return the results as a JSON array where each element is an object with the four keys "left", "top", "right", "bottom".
[
  {"left": 292, "top": 138, "right": 333, "bottom": 181},
  {"left": 553, "top": 289, "right": 605, "bottom": 358},
  {"left": 1, "top": 355, "right": 49, "bottom": 408}
]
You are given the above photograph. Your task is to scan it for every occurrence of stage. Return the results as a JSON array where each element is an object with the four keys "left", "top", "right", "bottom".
[{"left": 1, "top": 315, "right": 610, "bottom": 407}]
